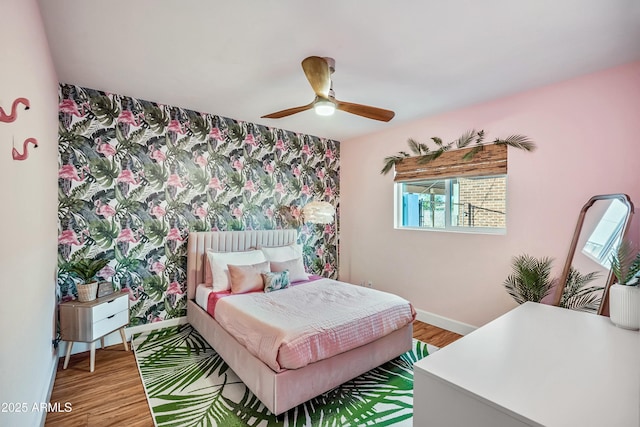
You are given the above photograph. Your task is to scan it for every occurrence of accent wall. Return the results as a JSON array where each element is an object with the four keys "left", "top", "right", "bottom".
[
  {"left": 340, "top": 61, "right": 640, "bottom": 328},
  {"left": 57, "top": 84, "right": 339, "bottom": 325}
]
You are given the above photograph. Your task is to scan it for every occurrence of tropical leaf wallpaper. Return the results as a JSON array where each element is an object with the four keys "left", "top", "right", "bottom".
[{"left": 57, "top": 84, "right": 339, "bottom": 325}]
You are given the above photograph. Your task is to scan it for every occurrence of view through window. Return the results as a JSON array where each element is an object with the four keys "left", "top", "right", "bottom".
[{"left": 397, "top": 175, "right": 507, "bottom": 232}]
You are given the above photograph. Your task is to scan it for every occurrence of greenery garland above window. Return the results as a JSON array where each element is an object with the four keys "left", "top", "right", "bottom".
[{"left": 380, "top": 129, "right": 536, "bottom": 176}]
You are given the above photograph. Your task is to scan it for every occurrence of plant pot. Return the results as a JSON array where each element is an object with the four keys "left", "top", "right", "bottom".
[
  {"left": 77, "top": 281, "right": 99, "bottom": 302},
  {"left": 609, "top": 284, "right": 640, "bottom": 330}
]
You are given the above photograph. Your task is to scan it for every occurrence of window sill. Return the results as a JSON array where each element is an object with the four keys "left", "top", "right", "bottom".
[{"left": 394, "top": 225, "right": 506, "bottom": 236}]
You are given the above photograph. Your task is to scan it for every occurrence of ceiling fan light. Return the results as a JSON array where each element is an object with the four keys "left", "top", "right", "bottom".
[{"left": 314, "top": 99, "right": 336, "bottom": 116}]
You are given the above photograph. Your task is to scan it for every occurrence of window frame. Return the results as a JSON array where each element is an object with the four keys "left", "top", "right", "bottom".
[{"left": 394, "top": 174, "right": 507, "bottom": 235}]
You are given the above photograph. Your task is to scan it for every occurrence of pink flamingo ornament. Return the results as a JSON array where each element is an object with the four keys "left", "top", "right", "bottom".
[
  {"left": 0, "top": 98, "right": 30, "bottom": 123},
  {"left": 12, "top": 137, "right": 38, "bottom": 161}
]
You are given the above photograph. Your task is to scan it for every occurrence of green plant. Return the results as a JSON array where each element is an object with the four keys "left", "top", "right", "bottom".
[
  {"left": 61, "top": 258, "right": 109, "bottom": 284},
  {"left": 610, "top": 240, "right": 640, "bottom": 286},
  {"left": 503, "top": 254, "right": 554, "bottom": 304},
  {"left": 558, "top": 268, "right": 602, "bottom": 311},
  {"left": 380, "top": 129, "right": 536, "bottom": 175}
]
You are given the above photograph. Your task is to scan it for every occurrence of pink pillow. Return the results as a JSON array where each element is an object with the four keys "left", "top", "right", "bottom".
[
  {"left": 204, "top": 255, "right": 213, "bottom": 285},
  {"left": 205, "top": 249, "right": 267, "bottom": 291},
  {"left": 270, "top": 257, "right": 309, "bottom": 282},
  {"left": 228, "top": 261, "right": 270, "bottom": 294}
]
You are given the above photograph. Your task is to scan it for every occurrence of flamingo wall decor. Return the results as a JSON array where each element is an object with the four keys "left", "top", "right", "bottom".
[
  {"left": 12, "top": 137, "right": 38, "bottom": 161},
  {"left": 1, "top": 97, "right": 37, "bottom": 160},
  {"left": 0, "top": 97, "right": 30, "bottom": 123}
]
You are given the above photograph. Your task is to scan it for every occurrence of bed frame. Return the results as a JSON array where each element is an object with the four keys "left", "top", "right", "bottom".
[{"left": 186, "top": 229, "right": 412, "bottom": 415}]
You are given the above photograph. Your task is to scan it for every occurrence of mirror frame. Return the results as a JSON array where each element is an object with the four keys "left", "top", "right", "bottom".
[{"left": 552, "top": 194, "right": 634, "bottom": 315}]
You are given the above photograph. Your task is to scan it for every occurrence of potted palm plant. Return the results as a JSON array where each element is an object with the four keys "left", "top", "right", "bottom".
[
  {"left": 503, "top": 254, "right": 602, "bottom": 311},
  {"left": 62, "top": 258, "right": 110, "bottom": 302},
  {"left": 609, "top": 240, "right": 640, "bottom": 330},
  {"left": 503, "top": 254, "right": 555, "bottom": 304}
]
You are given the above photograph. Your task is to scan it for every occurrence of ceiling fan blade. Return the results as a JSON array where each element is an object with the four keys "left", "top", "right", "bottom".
[
  {"left": 336, "top": 100, "right": 395, "bottom": 122},
  {"left": 301, "top": 56, "right": 331, "bottom": 98},
  {"left": 261, "top": 102, "right": 314, "bottom": 119}
]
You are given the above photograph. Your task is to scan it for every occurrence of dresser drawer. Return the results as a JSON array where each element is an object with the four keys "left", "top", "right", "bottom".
[
  {"left": 92, "top": 309, "right": 128, "bottom": 339},
  {"left": 92, "top": 294, "right": 128, "bottom": 321}
]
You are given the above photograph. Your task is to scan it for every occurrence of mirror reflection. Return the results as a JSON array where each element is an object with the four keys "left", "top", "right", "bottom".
[
  {"left": 555, "top": 194, "right": 633, "bottom": 314},
  {"left": 581, "top": 198, "right": 628, "bottom": 269}
]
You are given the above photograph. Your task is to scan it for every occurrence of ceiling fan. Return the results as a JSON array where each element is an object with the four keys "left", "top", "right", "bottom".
[{"left": 261, "top": 56, "right": 395, "bottom": 122}]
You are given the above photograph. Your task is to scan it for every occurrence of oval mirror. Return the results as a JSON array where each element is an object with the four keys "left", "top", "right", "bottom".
[{"left": 552, "top": 194, "right": 634, "bottom": 315}]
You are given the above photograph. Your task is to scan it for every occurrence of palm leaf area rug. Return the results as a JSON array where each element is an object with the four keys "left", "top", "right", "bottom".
[{"left": 132, "top": 324, "right": 436, "bottom": 427}]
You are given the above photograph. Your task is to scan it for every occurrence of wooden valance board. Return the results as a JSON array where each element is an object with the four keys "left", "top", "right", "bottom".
[{"left": 393, "top": 144, "right": 507, "bottom": 182}]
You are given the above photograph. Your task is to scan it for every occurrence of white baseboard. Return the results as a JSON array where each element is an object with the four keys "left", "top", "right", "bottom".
[
  {"left": 415, "top": 308, "right": 477, "bottom": 336},
  {"left": 58, "top": 317, "right": 188, "bottom": 357},
  {"left": 40, "top": 353, "right": 59, "bottom": 427},
  {"left": 125, "top": 317, "right": 188, "bottom": 340}
]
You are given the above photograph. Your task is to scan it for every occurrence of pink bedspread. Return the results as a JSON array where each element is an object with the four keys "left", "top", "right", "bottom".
[
  {"left": 212, "top": 278, "right": 415, "bottom": 372},
  {"left": 204, "top": 275, "right": 324, "bottom": 317}
]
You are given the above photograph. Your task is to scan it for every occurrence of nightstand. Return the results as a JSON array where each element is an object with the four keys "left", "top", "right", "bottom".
[{"left": 59, "top": 292, "right": 129, "bottom": 372}]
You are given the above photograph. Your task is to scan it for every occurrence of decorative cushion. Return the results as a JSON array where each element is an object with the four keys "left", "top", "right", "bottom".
[
  {"left": 228, "top": 261, "right": 270, "bottom": 294},
  {"left": 260, "top": 244, "right": 303, "bottom": 262},
  {"left": 206, "top": 250, "right": 267, "bottom": 291},
  {"left": 270, "top": 257, "right": 309, "bottom": 282},
  {"left": 262, "top": 270, "right": 291, "bottom": 293},
  {"left": 204, "top": 255, "right": 214, "bottom": 285}
]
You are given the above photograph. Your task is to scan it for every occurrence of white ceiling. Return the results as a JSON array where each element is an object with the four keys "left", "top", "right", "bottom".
[{"left": 37, "top": 0, "right": 640, "bottom": 141}]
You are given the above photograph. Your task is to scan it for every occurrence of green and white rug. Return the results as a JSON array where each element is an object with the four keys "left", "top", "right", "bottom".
[{"left": 132, "top": 324, "right": 435, "bottom": 427}]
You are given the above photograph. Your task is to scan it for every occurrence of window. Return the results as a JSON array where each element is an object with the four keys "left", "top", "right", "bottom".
[
  {"left": 396, "top": 175, "right": 507, "bottom": 233},
  {"left": 392, "top": 142, "right": 508, "bottom": 234}
]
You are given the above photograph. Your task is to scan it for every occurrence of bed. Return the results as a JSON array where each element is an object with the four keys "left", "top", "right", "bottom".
[{"left": 186, "top": 229, "right": 413, "bottom": 415}]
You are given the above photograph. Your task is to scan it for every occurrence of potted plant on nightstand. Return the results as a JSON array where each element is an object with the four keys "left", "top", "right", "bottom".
[
  {"left": 609, "top": 240, "right": 640, "bottom": 330},
  {"left": 61, "top": 258, "right": 110, "bottom": 302}
]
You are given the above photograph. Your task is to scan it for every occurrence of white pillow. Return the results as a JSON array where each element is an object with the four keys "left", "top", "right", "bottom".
[
  {"left": 270, "top": 257, "right": 310, "bottom": 282},
  {"left": 260, "top": 244, "right": 303, "bottom": 262},
  {"left": 206, "top": 249, "right": 267, "bottom": 292}
]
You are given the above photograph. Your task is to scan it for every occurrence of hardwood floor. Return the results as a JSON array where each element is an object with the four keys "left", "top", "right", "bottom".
[
  {"left": 46, "top": 344, "right": 152, "bottom": 427},
  {"left": 412, "top": 320, "right": 463, "bottom": 348},
  {"left": 45, "top": 320, "right": 463, "bottom": 426}
]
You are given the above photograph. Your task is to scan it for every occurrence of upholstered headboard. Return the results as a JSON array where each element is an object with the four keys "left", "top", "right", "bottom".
[{"left": 186, "top": 229, "right": 298, "bottom": 300}]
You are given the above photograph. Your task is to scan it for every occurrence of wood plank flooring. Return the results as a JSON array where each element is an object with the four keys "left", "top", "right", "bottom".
[
  {"left": 45, "top": 320, "right": 463, "bottom": 426},
  {"left": 46, "top": 344, "right": 152, "bottom": 427},
  {"left": 413, "top": 320, "right": 463, "bottom": 348}
]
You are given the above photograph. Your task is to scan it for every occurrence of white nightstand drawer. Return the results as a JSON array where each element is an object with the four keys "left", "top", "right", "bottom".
[
  {"left": 60, "top": 291, "right": 130, "bottom": 372},
  {"left": 92, "top": 309, "right": 128, "bottom": 339},
  {"left": 92, "top": 293, "right": 128, "bottom": 321}
]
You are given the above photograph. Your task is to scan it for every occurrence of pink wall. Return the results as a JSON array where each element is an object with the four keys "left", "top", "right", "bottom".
[
  {"left": 0, "top": 1, "right": 59, "bottom": 426},
  {"left": 340, "top": 61, "right": 640, "bottom": 327}
]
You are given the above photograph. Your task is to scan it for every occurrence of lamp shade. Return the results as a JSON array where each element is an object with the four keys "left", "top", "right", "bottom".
[{"left": 303, "top": 201, "right": 335, "bottom": 224}]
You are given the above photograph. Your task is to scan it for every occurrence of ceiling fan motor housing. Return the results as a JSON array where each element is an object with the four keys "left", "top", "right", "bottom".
[{"left": 323, "top": 57, "right": 336, "bottom": 73}]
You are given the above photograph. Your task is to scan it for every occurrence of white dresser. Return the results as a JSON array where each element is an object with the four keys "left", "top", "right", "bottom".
[
  {"left": 413, "top": 302, "right": 639, "bottom": 427},
  {"left": 59, "top": 292, "right": 129, "bottom": 372}
]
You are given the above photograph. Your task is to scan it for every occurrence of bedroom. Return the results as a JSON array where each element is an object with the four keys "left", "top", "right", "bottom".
[{"left": 1, "top": 1, "right": 640, "bottom": 426}]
